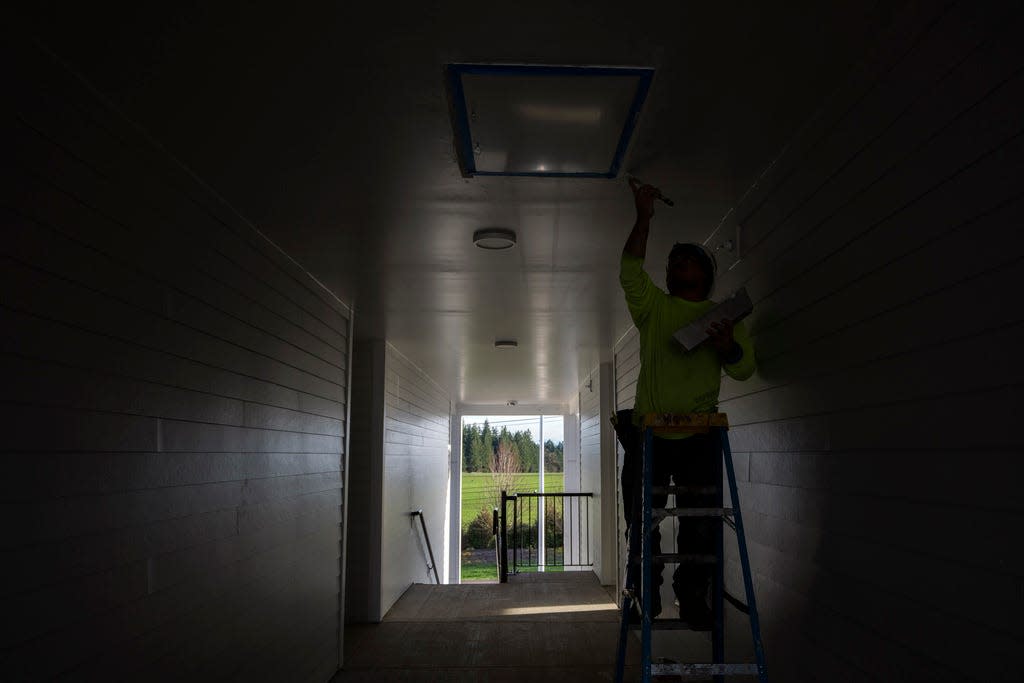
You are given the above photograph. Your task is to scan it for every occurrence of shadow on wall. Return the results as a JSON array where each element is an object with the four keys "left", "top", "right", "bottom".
[{"left": 724, "top": 282, "right": 1024, "bottom": 679}]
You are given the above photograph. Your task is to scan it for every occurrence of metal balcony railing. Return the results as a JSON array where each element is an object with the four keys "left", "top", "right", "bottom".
[{"left": 497, "top": 490, "right": 594, "bottom": 582}]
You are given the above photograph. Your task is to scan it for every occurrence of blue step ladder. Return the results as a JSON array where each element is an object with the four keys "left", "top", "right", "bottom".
[{"left": 614, "top": 413, "right": 768, "bottom": 682}]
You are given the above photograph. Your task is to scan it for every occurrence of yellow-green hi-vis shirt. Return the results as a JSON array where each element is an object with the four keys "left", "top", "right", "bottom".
[{"left": 620, "top": 252, "right": 756, "bottom": 438}]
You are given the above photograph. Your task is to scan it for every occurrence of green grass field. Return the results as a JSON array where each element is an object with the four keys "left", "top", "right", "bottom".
[
  {"left": 460, "top": 472, "right": 564, "bottom": 529},
  {"left": 460, "top": 561, "right": 499, "bottom": 580},
  {"left": 460, "top": 471, "right": 567, "bottom": 579}
]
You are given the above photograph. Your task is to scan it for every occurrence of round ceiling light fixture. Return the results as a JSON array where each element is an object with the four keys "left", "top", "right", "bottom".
[{"left": 473, "top": 227, "right": 517, "bottom": 250}]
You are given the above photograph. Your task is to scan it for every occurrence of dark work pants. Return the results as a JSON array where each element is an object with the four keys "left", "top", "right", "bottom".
[
  {"left": 619, "top": 425, "right": 720, "bottom": 605},
  {"left": 650, "top": 433, "right": 720, "bottom": 603}
]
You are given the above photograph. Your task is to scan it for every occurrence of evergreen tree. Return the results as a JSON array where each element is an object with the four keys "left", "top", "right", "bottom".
[
  {"left": 462, "top": 423, "right": 480, "bottom": 471},
  {"left": 460, "top": 422, "right": 562, "bottom": 474},
  {"left": 470, "top": 430, "right": 490, "bottom": 472},
  {"left": 544, "top": 439, "right": 564, "bottom": 472},
  {"left": 514, "top": 429, "right": 539, "bottom": 472}
]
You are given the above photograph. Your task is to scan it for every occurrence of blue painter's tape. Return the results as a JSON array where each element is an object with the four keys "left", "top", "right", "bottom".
[
  {"left": 445, "top": 64, "right": 477, "bottom": 175},
  {"left": 610, "top": 69, "right": 654, "bottom": 178}
]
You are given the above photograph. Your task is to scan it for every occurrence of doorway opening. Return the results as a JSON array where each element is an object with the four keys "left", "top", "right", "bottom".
[{"left": 459, "top": 414, "right": 564, "bottom": 581}]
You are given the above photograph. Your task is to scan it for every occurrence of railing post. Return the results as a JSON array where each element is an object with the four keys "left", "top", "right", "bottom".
[
  {"left": 499, "top": 490, "right": 508, "bottom": 583},
  {"left": 512, "top": 493, "right": 519, "bottom": 575},
  {"left": 492, "top": 507, "right": 500, "bottom": 580}
]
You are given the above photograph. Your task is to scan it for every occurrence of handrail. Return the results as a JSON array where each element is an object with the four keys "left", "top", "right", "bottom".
[
  {"left": 409, "top": 509, "right": 440, "bottom": 584},
  {"left": 507, "top": 493, "right": 598, "bottom": 499}
]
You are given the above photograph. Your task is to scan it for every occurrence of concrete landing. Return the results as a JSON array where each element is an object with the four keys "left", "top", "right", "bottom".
[{"left": 335, "top": 572, "right": 641, "bottom": 682}]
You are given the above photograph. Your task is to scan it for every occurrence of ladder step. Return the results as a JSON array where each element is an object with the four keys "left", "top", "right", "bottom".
[
  {"left": 652, "top": 662, "right": 763, "bottom": 677},
  {"left": 656, "top": 553, "right": 717, "bottom": 564},
  {"left": 654, "top": 507, "right": 733, "bottom": 518},
  {"left": 632, "top": 554, "right": 718, "bottom": 565},
  {"left": 630, "top": 619, "right": 711, "bottom": 632},
  {"left": 652, "top": 485, "right": 720, "bottom": 496}
]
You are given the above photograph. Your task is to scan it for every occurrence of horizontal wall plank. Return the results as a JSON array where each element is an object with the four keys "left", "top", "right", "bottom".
[
  {"left": 383, "top": 401, "right": 450, "bottom": 434},
  {"left": 737, "top": 480, "right": 1022, "bottom": 576},
  {"left": 0, "top": 560, "right": 149, "bottom": 649},
  {"left": 737, "top": 2, "right": 1019, "bottom": 256},
  {"left": 721, "top": 193, "right": 1024, "bottom": 401},
  {"left": 4, "top": 526, "right": 337, "bottom": 680},
  {"left": 3, "top": 34, "right": 345, "bottom": 682},
  {"left": 744, "top": 134, "right": 1024, "bottom": 352},
  {"left": 380, "top": 443, "right": 449, "bottom": 458},
  {"left": 0, "top": 402, "right": 157, "bottom": 453},
  {"left": 732, "top": 506, "right": 1022, "bottom": 636},
  {"left": 0, "top": 308, "right": 343, "bottom": 420},
  {"left": 728, "top": 550, "right": 965, "bottom": 682},
  {"left": 735, "top": 535, "right": 1020, "bottom": 681},
  {"left": 0, "top": 353, "right": 244, "bottom": 428},
  {"left": 0, "top": 451, "right": 338, "bottom": 501},
  {"left": 159, "top": 493, "right": 340, "bottom": 593},
  {"left": 727, "top": 1, "right": 965, "bottom": 240},
  {"left": 0, "top": 471, "right": 340, "bottom": 548},
  {"left": 0, "top": 200, "right": 348, "bottom": 379},
  {"left": 0, "top": 508, "right": 239, "bottom": 599},
  {"left": 745, "top": 449, "right": 1021, "bottom": 511},
  {"left": 723, "top": 318, "right": 1024, "bottom": 426},
  {"left": 384, "top": 414, "right": 447, "bottom": 439},
  {"left": 243, "top": 402, "right": 343, "bottom": 437},
  {"left": 0, "top": 257, "right": 345, "bottom": 401},
  {"left": 7, "top": 74, "right": 350, "bottom": 333},
  {"left": 384, "top": 377, "right": 449, "bottom": 414},
  {"left": 159, "top": 419, "right": 341, "bottom": 454}
]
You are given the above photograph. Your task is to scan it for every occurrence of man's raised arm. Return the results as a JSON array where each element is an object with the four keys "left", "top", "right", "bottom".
[{"left": 624, "top": 178, "right": 659, "bottom": 260}]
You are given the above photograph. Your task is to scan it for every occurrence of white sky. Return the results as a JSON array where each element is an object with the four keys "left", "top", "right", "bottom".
[{"left": 462, "top": 415, "right": 565, "bottom": 444}]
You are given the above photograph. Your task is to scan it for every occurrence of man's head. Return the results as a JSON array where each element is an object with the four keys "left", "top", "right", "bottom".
[{"left": 666, "top": 242, "right": 716, "bottom": 301}]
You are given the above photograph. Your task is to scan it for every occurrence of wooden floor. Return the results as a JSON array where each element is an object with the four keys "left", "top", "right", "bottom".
[{"left": 334, "top": 572, "right": 643, "bottom": 682}]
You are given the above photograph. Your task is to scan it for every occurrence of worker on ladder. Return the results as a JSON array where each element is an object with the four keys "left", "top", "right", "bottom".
[{"left": 617, "top": 178, "right": 757, "bottom": 625}]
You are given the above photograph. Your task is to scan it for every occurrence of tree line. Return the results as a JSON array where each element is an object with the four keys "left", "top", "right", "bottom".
[{"left": 462, "top": 421, "right": 564, "bottom": 473}]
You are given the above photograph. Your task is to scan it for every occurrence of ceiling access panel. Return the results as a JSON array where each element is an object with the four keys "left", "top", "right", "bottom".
[{"left": 445, "top": 64, "right": 654, "bottom": 178}]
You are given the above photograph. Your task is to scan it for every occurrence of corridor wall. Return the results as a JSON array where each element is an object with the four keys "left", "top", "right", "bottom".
[{"left": 2, "top": 36, "right": 349, "bottom": 681}]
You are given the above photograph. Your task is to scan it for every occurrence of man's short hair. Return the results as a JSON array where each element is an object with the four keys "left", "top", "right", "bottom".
[{"left": 667, "top": 242, "right": 717, "bottom": 297}]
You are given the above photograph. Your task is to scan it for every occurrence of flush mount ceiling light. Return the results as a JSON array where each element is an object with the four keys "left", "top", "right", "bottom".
[
  {"left": 494, "top": 339, "right": 518, "bottom": 349},
  {"left": 473, "top": 228, "right": 517, "bottom": 250},
  {"left": 445, "top": 63, "right": 654, "bottom": 178}
]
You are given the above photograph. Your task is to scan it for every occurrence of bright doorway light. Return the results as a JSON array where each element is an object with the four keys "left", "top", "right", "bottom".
[{"left": 459, "top": 414, "right": 565, "bottom": 581}]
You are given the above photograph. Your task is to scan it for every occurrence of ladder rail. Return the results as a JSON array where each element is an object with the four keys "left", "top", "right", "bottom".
[
  {"left": 720, "top": 427, "right": 769, "bottom": 682},
  {"left": 712, "top": 428, "right": 725, "bottom": 683},
  {"left": 614, "top": 413, "right": 768, "bottom": 683},
  {"left": 641, "top": 425, "right": 654, "bottom": 682}
]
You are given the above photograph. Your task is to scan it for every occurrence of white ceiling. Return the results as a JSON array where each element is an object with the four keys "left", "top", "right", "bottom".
[{"left": 21, "top": 1, "right": 885, "bottom": 407}]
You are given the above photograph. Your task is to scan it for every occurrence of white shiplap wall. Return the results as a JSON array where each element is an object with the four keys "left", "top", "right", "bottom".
[
  {"left": 380, "top": 344, "right": 451, "bottom": 616},
  {"left": 578, "top": 366, "right": 603, "bottom": 584},
  {"left": 1, "top": 37, "right": 347, "bottom": 681},
  {"left": 580, "top": 363, "right": 617, "bottom": 585},
  {"left": 711, "top": 3, "right": 1024, "bottom": 680}
]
